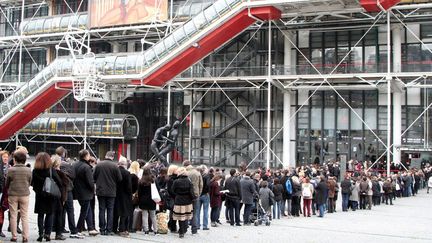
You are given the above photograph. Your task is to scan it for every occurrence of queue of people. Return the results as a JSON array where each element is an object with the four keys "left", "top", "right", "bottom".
[{"left": 0, "top": 145, "right": 430, "bottom": 242}]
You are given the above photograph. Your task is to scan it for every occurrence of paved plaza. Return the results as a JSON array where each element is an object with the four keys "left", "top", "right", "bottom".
[{"left": 2, "top": 189, "right": 430, "bottom": 243}]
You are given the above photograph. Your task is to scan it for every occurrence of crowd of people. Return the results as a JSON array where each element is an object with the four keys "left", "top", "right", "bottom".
[{"left": 0, "top": 145, "right": 431, "bottom": 242}]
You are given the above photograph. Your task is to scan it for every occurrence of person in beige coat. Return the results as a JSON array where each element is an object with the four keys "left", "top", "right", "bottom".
[{"left": 183, "top": 161, "right": 202, "bottom": 234}]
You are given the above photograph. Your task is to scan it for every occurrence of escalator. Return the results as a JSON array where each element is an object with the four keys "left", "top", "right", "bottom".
[{"left": 0, "top": 0, "right": 283, "bottom": 139}]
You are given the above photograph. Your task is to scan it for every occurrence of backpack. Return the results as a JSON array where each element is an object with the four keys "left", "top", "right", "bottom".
[
  {"left": 302, "top": 186, "right": 312, "bottom": 198},
  {"left": 285, "top": 178, "right": 293, "bottom": 194}
]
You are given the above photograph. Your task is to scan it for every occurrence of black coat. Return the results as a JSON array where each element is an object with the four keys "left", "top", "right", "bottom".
[
  {"left": 240, "top": 176, "right": 256, "bottom": 205},
  {"left": 315, "top": 180, "right": 328, "bottom": 205},
  {"left": 138, "top": 182, "right": 156, "bottom": 210},
  {"left": 0, "top": 162, "right": 4, "bottom": 193},
  {"left": 341, "top": 179, "right": 352, "bottom": 194},
  {"left": 224, "top": 176, "right": 241, "bottom": 201},
  {"left": 72, "top": 160, "right": 94, "bottom": 201},
  {"left": 93, "top": 160, "right": 122, "bottom": 197},
  {"left": 31, "top": 168, "right": 62, "bottom": 214},
  {"left": 172, "top": 175, "right": 194, "bottom": 206},
  {"left": 272, "top": 184, "right": 284, "bottom": 202},
  {"left": 115, "top": 167, "right": 133, "bottom": 216}
]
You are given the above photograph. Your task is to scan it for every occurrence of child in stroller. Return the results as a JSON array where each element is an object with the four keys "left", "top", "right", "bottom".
[{"left": 249, "top": 194, "right": 271, "bottom": 226}]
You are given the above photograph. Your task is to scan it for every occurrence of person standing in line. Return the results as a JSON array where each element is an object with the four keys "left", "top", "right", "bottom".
[
  {"left": 167, "top": 165, "right": 179, "bottom": 233},
  {"left": 240, "top": 171, "right": 256, "bottom": 225},
  {"left": 138, "top": 169, "right": 158, "bottom": 234},
  {"left": 0, "top": 150, "right": 11, "bottom": 237},
  {"left": 359, "top": 176, "right": 369, "bottom": 210},
  {"left": 113, "top": 157, "right": 133, "bottom": 237},
  {"left": 31, "top": 152, "right": 64, "bottom": 242},
  {"left": 327, "top": 176, "right": 337, "bottom": 213},
  {"left": 93, "top": 151, "right": 122, "bottom": 236},
  {"left": 6, "top": 151, "right": 31, "bottom": 242},
  {"left": 50, "top": 155, "right": 69, "bottom": 241},
  {"left": 196, "top": 165, "right": 210, "bottom": 230},
  {"left": 72, "top": 150, "right": 98, "bottom": 236},
  {"left": 209, "top": 174, "right": 223, "bottom": 227},
  {"left": 315, "top": 176, "right": 328, "bottom": 218},
  {"left": 301, "top": 177, "right": 314, "bottom": 217},
  {"left": 383, "top": 178, "right": 393, "bottom": 205},
  {"left": 259, "top": 181, "right": 274, "bottom": 217},
  {"left": 272, "top": 178, "right": 284, "bottom": 220},
  {"left": 224, "top": 169, "right": 242, "bottom": 225},
  {"left": 171, "top": 167, "right": 195, "bottom": 238},
  {"left": 183, "top": 161, "right": 202, "bottom": 234},
  {"left": 340, "top": 174, "right": 352, "bottom": 212}
]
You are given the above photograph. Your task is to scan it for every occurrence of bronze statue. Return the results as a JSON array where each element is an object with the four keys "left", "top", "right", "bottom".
[
  {"left": 158, "top": 120, "right": 180, "bottom": 167},
  {"left": 150, "top": 123, "right": 171, "bottom": 163}
]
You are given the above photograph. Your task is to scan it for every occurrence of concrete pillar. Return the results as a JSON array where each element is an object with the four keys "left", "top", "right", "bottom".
[
  {"left": 112, "top": 42, "right": 120, "bottom": 53},
  {"left": 392, "top": 25, "right": 402, "bottom": 165},
  {"left": 283, "top": 30, "right": 293, "bottom": 75},
  {"left": 283, "top": 91, "right": 295, "bottom": 168},
  {"left": 127, "top": 41, "right": 135, "bottom": 53}
]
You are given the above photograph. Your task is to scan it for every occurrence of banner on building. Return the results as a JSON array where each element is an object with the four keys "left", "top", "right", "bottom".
[{"left": 89, "top": 0, "right": 168, "bottom": 28}]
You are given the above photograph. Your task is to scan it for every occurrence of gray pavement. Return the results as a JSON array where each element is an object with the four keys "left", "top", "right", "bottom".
[{"left": 1, "top": 189, "right": 431, "bottom": 243}]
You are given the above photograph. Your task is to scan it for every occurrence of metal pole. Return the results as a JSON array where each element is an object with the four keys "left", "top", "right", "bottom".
[
  {"left": 169, "top": 0, "right": 174, "bottom": 33},
  {"left": 386, "top": 12, "right": 391, "bottom": 176},
  {"left": 188, "top": 90, "right": 194, "bottom": 160},
  {"left": 266, "top": 21, "right": 272, "bottom": 170},
  {"left": 17, "top": 0, "right": 25, "bottom": 83},
  {"left": 84, "top": 100, "right": 88, "bottom": 149},
  {"left": 167, "top": 84, "right": 172, "bottom": 163}
]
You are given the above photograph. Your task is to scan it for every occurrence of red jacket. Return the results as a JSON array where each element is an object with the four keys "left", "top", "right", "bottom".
[{"left": 209, "top": 181, "right": 222, "bottom": 208}]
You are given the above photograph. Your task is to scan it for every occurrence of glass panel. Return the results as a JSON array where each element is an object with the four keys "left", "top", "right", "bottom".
[
  {"left": 26, "top": 21, "right": 36, "bottom": 34},
  {"left": 102, "top": 119, "right": 112, "bottom": 135},
  {"left": 114, "top": 56, "right": 127, "bottom": 75},
  {"left": 135, "top": 55, "right": 145, "bottom": 73},
  {"left": 39, "top": 117, "right": 49, "bottom": 133},
  {"left": 35, "top": 19, "right": 45, "bottom": 33},
  {"left": 350, "top": 108, "right": 363, "bottom": 130},
  {"left": 78, "top": 14, "right": 87, "bottom": 29},
  {"left": 204, "top": 6, "right": 218, "bottom": 22},
  {"left": 125, "top": 55, "right": 138, "bottom": 74},
  {"left": 69, "top": 15, "right": 79, "bottom": 28},
  {"left": 95, "top": 57, "right": 105, "bottom": 74},
  {"left": 51, "top": 16, "right": 61, "bottom": 32},
  {"left": 43, "top": 18, "right": 53, "bottom": 33},
  {"left": 48, "top": 118, "right": 57, "bottom": 133},
  {"left": 183, "top": 21, "right": 197, "bottom": 38},
  {"left": 144, "top": 48, "right": 157, "bottom": 66},
  {"left": 112, "top": 119, "right": 122, "bottom": 136},
  {"left": 75, "top": 118, "right": 85, "bottom": 134},
  {"left": 32, "top": 119, "right": 40, "bottom": 133},
  {"left": 60, "top": 15, "right": 70, "bottom": 31},
  {"left": 172, "top": 27, "right": 187, "bottom": 44},
  {"left": 213, "top": 0, "right": 230, "bottom": 14},
  {"left": 104, "top": 56, "right": 117, "bottom": 75},
  {"left": 364, "top": 108, "right": 377, "bottom": 130},
  {"left": 153, "top": 42, "right": 166, "bottom": 60},
  {"left": 57, "top": 118, "right": 66, "bottom": 134},
  {"left": 193, "top": 12, "right": 208, "bottom": 31},
  {"left": 92, "top": 118, "right": 103, "bottom": 135},
  {"left": 163, "top": 35, "right": 177, "bottom": 52},
  {"left": 65, "top": 118, "right": 75, "bottom": 134}
]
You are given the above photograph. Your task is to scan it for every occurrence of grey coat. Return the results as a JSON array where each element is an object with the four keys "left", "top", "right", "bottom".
[
  {"left": 259, "top": 187, "right": 274, "bottom": 212},
  {"left": 349, "top": 182, "right": 360, "bottom": 202},
  {"left": 240, "top": 176, "right": 256, "bottom": 205}
]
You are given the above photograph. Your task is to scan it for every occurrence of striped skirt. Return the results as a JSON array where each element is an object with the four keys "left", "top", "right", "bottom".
[{"left": 172, "top": 204, "right": 193, "bottom": 221}]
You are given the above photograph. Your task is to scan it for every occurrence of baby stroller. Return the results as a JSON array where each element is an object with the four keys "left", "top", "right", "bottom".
[{"left": 250, "top": 195, "right": 271, "bottom": 226}]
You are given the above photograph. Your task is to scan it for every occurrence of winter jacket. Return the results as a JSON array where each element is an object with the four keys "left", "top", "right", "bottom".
[
  {"left": 172, "top": 175, "right": 195, "bottom": 206},
  {"left": 6, "top": 164, "right": 31, "bottom": 197},
  {"left": 209, "top": 181, "right": 222, "bottom": 208},
  {"left": 186, "top": 165, "right": 203, "bottom": 198},
  {"left": 315, "top": 180, "right": 328, "bottom": 205},
  {"left": 138, "top": 182, "right": 156, "bottom": 211},
  {"left": 93, "top": 159, "right": 122, "bottom": 197},
  {"left": 240, "top": 176, "right": 256, "bottom": 205},
  {"left": 272, "top": 184, "right": 284, "bottom": 202},
  {"left": 341, "top": 179, "right": 352, "bottom": 194},
  {"left": 259, "top": 187, "right": 274, "bottom": 212},
  {"left": 72, "top": 160, "right": 94, "bottom": 201},
  {"left": 115, "top": 167, "right": 133, "bottom": 216},
  {"left": 32, "top": 168, "right": 63, "bottom": 214},
  {"left": 224, "top": 176, "right": 241, "bottom": 201}
]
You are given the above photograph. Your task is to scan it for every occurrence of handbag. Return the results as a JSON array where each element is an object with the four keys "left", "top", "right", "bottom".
[
  {"left": 151, "top": 183, "right": 161, "bottom": 203},
  {"left": 43, "top": 169, "right": 61, "bottom": 199}
]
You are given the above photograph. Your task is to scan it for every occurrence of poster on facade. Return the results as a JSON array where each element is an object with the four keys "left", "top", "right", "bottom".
[{"left": 89, "top": 0, "right": 168, "bottom": 28}]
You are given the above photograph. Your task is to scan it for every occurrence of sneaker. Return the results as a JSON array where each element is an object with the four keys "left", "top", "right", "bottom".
[
  {"left": 55, "top": 234, "right": 67, "bottom": 240},
  {"left": 211, "top": 222, "right": 217, "bottom": 227},
  {"left": 119, "top": 232, "right": 129, "bottom": 237},
  {"left": 88, "top": 230, "right": 99, "bottom": 236},
  {"left": 62, "top": 229, "right": 70, "bottom": 234},
  {"left": 70, "top": 233, "right": 85, "bottom": 239},
  {"left": 202, "top": 228, "right": 210, "bottom": 230}
]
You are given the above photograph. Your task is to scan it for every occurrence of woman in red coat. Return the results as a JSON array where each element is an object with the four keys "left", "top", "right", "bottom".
[{"left": 209, "top": 174, "right": 223, "bottom": 227}]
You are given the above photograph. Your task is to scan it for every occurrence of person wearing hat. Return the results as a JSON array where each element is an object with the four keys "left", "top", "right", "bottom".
[{"left": 171, "top": 167, "right": 195, "bottom": 238}]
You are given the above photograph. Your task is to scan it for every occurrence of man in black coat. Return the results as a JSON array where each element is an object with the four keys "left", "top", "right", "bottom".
[
  {"left": 315, "top": 176, "right": 328, "bottom": 217},
  {"left": 224, "top": 169, "right": 241, "bottom": 226},
  {"left": 340, "top": 174, "right": 352, "bottom": 212},
  {"left": 72, "top": 149, "right": 98, "bottom": 236},
  {"left": 93, "top": 151, "right": 122, "bottom": 235},
  {"left": 113, "top": 159, "right": 132, "bottom": 236}
]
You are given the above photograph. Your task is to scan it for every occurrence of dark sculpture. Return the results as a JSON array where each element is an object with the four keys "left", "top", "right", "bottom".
[
  {"left": 150, "top": 120, "right": 181, "bottom": 167},
  {"left": 150, "top": 123, "right": 171, "bottom": 163}
]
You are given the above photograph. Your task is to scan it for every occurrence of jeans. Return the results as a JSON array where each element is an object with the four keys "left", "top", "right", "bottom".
[
  {"left": 8, "top": 196, "right": 29, "bottom": 240},
  {"left": 227, "top": 199, "right": 241, "bottom": 225},
  {"left": 142, "top": 210, "right": 157, "bottom": 232},
  {"left": 196, "top": 194, "right": 210, "bottom": 229},
  {"left": 302, "top": 199, "right": 312, "bottom": 217},
  {"left": 63, "top": 191, "right": 78, "bottom": 234},
  {"left": 52, "top": 200, "right": 63, "bottom": 235},
  {"left": 384, "top": 193, "right": 393, "bottom": 205},
  {"left": 37, "top": 213, "right": 53, "bottom": 236},
  {"left": 243, "top": 204, "right": 252, "bottom": 224},
  {"left": 210, "top": 206, "right": 220, "bottom": 223},
  {"left": 77, "top": 200, "right": 95, "bottom": 232},
  {"left": 318, "top": 204, "right": 325, "bottom": 217},
  {"left": 98, "top": 196, "right": 115, "bottom": 233},
  {"left": 359, "top": 195, "right": 367, "bottom": 209},
  {"left": 350, "top": 201, "right": 358, "bottom": 211},
  {"left": 272, "top": 200, "right": 282, "bottom": 219},
  {"left": 191, "top": 199, "right": 200, "bottom": 233},
  {"left": 341, "top": 193, "right": 350, "bottom": 211}
]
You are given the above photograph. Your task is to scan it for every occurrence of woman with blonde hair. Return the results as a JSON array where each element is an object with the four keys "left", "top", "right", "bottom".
[{"left": 166, "top": 164, "right": 178, "bottom": 233}]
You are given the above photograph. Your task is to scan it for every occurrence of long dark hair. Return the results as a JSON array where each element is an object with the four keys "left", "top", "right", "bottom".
[{"left": 139, "top": 168, "right": 154, "bottom": 186}]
